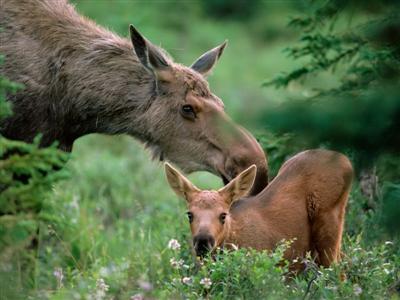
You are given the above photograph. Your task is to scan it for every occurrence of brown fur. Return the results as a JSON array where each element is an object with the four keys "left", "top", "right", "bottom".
[
  {"left": 166, "top": 149, "right": 354, "bottom": 267},
  {"left": 0, "top": 0, "right": 268, "bottom": 194}
]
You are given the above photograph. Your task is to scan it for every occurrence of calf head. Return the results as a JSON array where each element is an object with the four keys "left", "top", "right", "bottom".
[
  {"left": 130, "top": 26, "right": 267, "bottom": 195},
  {"left": 165, "top": 162, "right": 257, "bottom": 257}
]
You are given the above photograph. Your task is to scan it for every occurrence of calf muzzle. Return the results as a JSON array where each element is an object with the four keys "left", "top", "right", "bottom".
[{"left": 193, "top": 234, "right": 215, "bottom": 257}]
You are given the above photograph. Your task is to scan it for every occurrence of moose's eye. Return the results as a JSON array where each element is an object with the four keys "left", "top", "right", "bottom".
[
  {"left": 187, "top": 212, "right": 194, "bottom": 223},
  {"left": 181, "top": 105, "right": 196, "bottom": 120},
  {"left": 219, "top": 213, "right": 227, "bottom": 224}
]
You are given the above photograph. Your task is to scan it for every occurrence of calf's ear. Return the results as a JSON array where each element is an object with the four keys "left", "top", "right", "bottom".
[
  {"left": 165, "top": 163, "right": 200, "bottom": 202},
  {"left": 218, "top": 165, "right": 257, "bottom": 204},
  {"left": 129, "top": 25, "right": 174, "bottom": 82}
]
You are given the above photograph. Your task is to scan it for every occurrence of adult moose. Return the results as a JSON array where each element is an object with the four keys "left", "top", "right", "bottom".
[
  {"left": 165, "top": 150, "right": 353, "bottom": 267},
  {"left": 0, "top": 0, "right": 267, "bottom": 195}
]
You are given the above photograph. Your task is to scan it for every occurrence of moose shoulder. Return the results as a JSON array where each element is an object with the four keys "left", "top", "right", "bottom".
[
  {"left": 165, "top": 149, "right": 353, "bottom": 267},
  {"left": 0, "top": 0, "right": 268, "bottom": 194}
]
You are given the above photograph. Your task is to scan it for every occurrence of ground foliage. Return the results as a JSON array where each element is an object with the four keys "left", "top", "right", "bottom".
[{"left": 0, "top": 58, "right": 69, "bottom": 298}]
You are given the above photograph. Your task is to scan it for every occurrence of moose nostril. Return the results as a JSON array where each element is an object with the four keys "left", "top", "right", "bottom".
[{"left": 193, "top": 235, "right": 215, "bottom": 256}]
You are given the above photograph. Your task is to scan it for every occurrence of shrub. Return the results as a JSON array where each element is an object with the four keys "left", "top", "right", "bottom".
[
  {"left": 158, "top": 236, "right": 398, "bottom": 299},
  {"left": 0, "top": 57, "right": 69, "bottom": 297}
]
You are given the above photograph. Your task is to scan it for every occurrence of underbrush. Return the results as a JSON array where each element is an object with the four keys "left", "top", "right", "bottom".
[
  {"left": 9, "top": 226, "right": 398, "bottom": 299},
  {"left": 0, "top": 136, "right": 397, "bottom": 300},
  {"left": 163, "top": 237, "right": 398, "bottom": 300}
]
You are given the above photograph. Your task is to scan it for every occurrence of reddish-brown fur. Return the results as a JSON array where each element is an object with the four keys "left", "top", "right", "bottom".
[
  {"left": 0, "top": 0, "right": 268, "bottom": 193},
  {"left": 165, "top": 149, "right": 353, "bottom": 267}
]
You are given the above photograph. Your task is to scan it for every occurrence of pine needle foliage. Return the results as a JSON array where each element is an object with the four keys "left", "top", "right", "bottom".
[
  {"left": 260, "top": 0, "right": 400, "bottom": 236},
  {"left": 261, "top": 0, "right": 400, "bottom": 156},
  {"left": 0, "top": 57, "right": 69, "bottom": 293}
]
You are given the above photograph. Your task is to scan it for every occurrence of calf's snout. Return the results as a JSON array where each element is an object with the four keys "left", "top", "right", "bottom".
[{"left": 193, "top": 234, "right": 215, "bottom": 257}]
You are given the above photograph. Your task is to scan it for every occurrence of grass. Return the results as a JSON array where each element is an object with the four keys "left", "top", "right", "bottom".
[{"left": 24, "top": 135, "right": 395, "bottom": 299}]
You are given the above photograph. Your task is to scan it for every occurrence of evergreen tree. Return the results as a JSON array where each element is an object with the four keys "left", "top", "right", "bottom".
[
  {"left": 0, "top": 55, "right": 69, "bottom": 291},
  {"left": 260, "top": 0, "right": 400, "bottom": 234}
]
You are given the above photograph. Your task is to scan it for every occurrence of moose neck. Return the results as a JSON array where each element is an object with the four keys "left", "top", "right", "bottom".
[
  {"left": 223, "top": 216, "right": 241, "bottom": 249},
  {"left": 41, "top": 40, "right": 158, "bottom": 151},
  {"left": 1, "top": 0, "right": 159, "bottom": 151},
  {"left": 223, "top": 197, "right": 266, "bottom": 249}
]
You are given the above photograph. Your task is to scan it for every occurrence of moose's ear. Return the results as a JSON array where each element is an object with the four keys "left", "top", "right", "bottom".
[
  {"left": 190, "top": 41, "right": 227, "bottom": 76},
  {"left": 218, "top": 165, "right": 256, "bottom": 204},
  {"left": 165, "top": 163, "right": 200, "bottom": 201},
  {"left": 129, "top": 25, "right": 174, "bottom": 82}
]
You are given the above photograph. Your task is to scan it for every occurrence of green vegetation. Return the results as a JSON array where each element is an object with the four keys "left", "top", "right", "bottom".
[
  {"left": 1, "top": 1, "right": 399, "bottom": 299},
  {"left": 259, "top": 0, "right": 400, "bottom": 238},
  {"left": 0, "top": 57, "right": 69, "bottom": 299}
]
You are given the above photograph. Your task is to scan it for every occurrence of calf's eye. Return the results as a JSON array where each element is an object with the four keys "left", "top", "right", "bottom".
[
  {"left": 219, "top": 213, "right": 227, "bottom": 224},
  {"left": 187, "top": 212, "right": 194, "bottom": 223}
]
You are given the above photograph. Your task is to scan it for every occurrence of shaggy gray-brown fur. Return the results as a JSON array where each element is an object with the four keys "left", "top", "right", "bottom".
[{"left": 0, "top": 0, "right": 269, "bottom": 195}]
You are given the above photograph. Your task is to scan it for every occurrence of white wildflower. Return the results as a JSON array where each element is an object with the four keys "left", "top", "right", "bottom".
[
  {"left": 94, "top": 278, "right": 109, "bottom": 300},
  {"left": 170, "top": 258, "right": 184, "bottom": 269},
  {"left": 200, "top": 277, "right": 212, "bottom": 289},
  {"left": 97, "top": 278, "right": 109, "bottom": 291},
  {"left": 130, "top": 293, "right": 144, "bottom": 300},
  {"left": 182, "top": 277, "right": 192, "bottom": 285},
  {"left": 353, "top": 284, "right": 362, "bottom": 296},
  {"left": 168, "top": 239, "right": 181, "bottom": 250},
  {"left": 385, "top": 241, "right": 393, "bottom": 245},
  {"left": 53, "top": 267, "right": 64, "bottom": 289}
]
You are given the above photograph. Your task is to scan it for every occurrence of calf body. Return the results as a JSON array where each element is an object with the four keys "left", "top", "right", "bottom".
[
  {"left": 0, "top": 0, "right": 268, "bottom": 192},
  {"left": 227, "top": 150, "right": 353, "bottom": 265},
  {"left": 166, "top": 149, "right": 353, "bottom": 266}
]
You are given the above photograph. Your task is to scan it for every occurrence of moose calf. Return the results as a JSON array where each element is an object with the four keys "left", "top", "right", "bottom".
[{"left": 165, "top": 149, "right": 353, "bottom": 267}]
